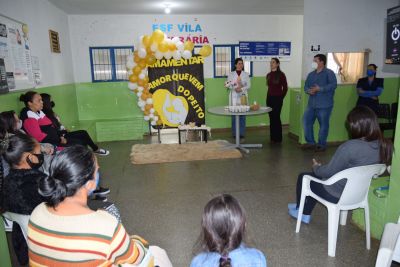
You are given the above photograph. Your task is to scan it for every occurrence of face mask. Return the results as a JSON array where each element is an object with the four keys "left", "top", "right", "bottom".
[
  {"left": 367, "top": 69, "right": 375, "bottom": 77},
  {"left": 50, "top": 101, "right": 55, "bottom": 108},
  {"left": 16, "top": 120, "right": 23, "bottom": 130},
  {"left": 26, "top": 153, "right": 44, "bottom": 169},
  {"left": 87, "top": 171, "right": 100, "bottom": 196},
  {"left": 311, "top": 62, "right": 318, "bottom": 69}
]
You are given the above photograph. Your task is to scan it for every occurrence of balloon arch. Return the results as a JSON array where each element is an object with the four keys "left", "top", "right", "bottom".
[{"left": 126, "top": 29, "right": 211, "bottom": 126}]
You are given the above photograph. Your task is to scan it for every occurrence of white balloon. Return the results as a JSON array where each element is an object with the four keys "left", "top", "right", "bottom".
[
  {"left": 141, "top": 106, "right": 145, "bottom": 111},
  {"left": 127, "top": 69, "right": 133, "bottom": 76},
  {"left": 176, "top": 42, "right": 184, "bottom": 52},
  {"left": 128, "top": 82, "right": 138, "bottom": 90},
  {"left": 138, "top": 100, "right": 145, "bottom": 107},
  {"left": 182, "top": 50, "right": 192, "bottom": 59},
  {"left": 138, "top": 86, "right": 144, "bottom": 92},
  {"left": 151, "top": 120, "right": 157, "bottom": 126},
  {"left": 173, "top": 51, "right": 181, "bottom": 60},
  {"left": 150, "top": 43, "right": 158, "bottom": 52},
  {"left": 164, "top": 51, "right": 172, "bottom": 60},
  {"left": 146, "top": 98, "right": 153, "bottom": 104},
  {"left": 126, "top": 58, "right": 134, "bottom": 69},
  {"left": 172, "top": 37, "right": 180, "bottom": 44},
  {"left": 138, "top": 48, "right": 147, "bottom": 58},
  {"left": 144, "top": 116, "right": 150, "bottom": 121},
  {"left": 139, "top": 73, "right": 145, "bottom": 80},
  {"left": 149, "top": 113, "right": 155, "bottom": 119},
  {"left": 137, "top": 92, "right": 142, "bottom": 98},
  {"left": 150, "top": 108, "right": 155, "bottom": 113},
  {"left": 154, "top": 116, "right": 159, "bottom": 121},
  {"left": 155, "top": 51, "right": 163, "bottom": 60}
]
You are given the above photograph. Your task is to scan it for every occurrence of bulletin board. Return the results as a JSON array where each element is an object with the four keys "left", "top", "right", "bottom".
[{"left": 0, "top": 14, "right": 34, "bottom": 93}]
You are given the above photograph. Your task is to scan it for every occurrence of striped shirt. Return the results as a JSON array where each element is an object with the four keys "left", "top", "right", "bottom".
[{"left": 28, "top": 202, "right": 153, "bottom": 267}]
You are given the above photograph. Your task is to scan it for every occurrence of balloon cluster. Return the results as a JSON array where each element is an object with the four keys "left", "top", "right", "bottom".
[{"left": 126, "top": 29, "right": 212, "bottom": 126}]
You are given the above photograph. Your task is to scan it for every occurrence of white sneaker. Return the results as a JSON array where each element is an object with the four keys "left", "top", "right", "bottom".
[{"left": 94, "top": 148, "right": 110, "bottom": 156}]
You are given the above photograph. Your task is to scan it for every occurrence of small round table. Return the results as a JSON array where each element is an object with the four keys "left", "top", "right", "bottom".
[{"left": 208, "top": 106, "right": 272, "bottom": 153}]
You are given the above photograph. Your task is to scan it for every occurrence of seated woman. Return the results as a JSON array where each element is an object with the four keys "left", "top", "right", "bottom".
[
  {"left": 190, "top": 194, "right": 267, "bottom": 267},
  {"left": 28, "top": 145, "right": 171, "bottom": 266},
  {"left": 1, "top": 133, "right": 46, "bottom": 265},
  {"left": 288, "top": 106, "right": 393, "bottom": 223},
  {"left": 40, "top": 93, "right": 109, "bottom": 156}
]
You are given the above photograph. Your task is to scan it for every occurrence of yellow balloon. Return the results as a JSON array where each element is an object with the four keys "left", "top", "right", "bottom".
[
  {"left": 138, "top": 79, "right": 145, "bottom": 86},
  {"left": 184, "top": 40, "right": 194, "bottom": 51},
  {"left": 199, "top": 45, "right": 212, "bottom": 57},
  {"left": 138, "top": 59, "right": 147, "bottom": 69},
  {"left": 133, "top": 66, "right": 142, "bottom": 75},
  {"left": 134, "top": 51, "right": 140, "bottom": 63},
  {"left": 129, "top": 74, "right": 138, "bottom": 83},
  {"left": 146, "top": 55, "right": 156, "bottom": 65},
  {"left": 151, "top": 29, "right": 165, "bottom": 44},
  {"left": 168, "top": 43, "right": 177, "bottom": 51},
  {"left": 142, "top": 35, "right": 151, "bottom": 48},
  {"left": 158, "top": 41, "right": 168, "bottom": 53}
]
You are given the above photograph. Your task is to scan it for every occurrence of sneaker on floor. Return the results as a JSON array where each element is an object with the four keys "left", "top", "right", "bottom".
[
  {"left": 94, "top": 148, "right": 110, "bottom": 156},
  {"left": 288, "top": 208, "right": 311, "bottom": 224},
  {"left": 92, "top": 194, "right": 108, "bottom": 202},
  {"left": 93, "top": 186, "right": 110, "bottom": 196},
  {"left": 287, "top": 203, "right": 297, "bottom": 210}
]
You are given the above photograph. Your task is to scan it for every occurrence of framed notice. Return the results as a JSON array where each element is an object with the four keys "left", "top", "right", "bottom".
[
  {"left": 49, "top": 29, "right": 60, "bottom": 53},
  {"left": 239, "top": 41, "right": 291, "bottom": 61}
]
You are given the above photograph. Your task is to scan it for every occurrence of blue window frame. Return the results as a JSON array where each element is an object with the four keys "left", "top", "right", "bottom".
[
  {"left": 89, "top": 46, "right": 134, "bottom": 82},
  {"left": 213, "top": 44, "right": 253, "bottom": 78}
]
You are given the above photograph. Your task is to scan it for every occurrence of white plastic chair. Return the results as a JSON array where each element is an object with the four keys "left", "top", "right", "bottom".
[
  {"left": 375, "top": 216, "right": 400, "bottom": 267},
  {"left": 2, "top": 212, "right": 30, "bottom": 241},
  {"left": 295, "top": 164, "right": 386, "bottom": 257}
]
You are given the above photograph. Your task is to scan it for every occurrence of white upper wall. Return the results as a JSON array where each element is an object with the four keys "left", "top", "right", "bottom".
[
  {"left": 0, "top": 0, "right": 74, "bottom": 87},
  {"left": 303, "top": 0, "right": 400, "bottom": 79},
  {"left": 68, "top": 15, "right": 304, "bottom": 87}
]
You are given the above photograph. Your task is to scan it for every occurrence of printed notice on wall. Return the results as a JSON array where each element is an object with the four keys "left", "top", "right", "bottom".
[{"left": 0, "top": 15, "right": 34, "bottom": 91}]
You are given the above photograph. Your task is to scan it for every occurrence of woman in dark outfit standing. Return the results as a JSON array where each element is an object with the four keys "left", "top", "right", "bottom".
[
  {"left": 356, "top": 63, "right": 384, "bottom": 114},
  {"left": 266, "top": 58, "right": 288, "bottom": 143}
]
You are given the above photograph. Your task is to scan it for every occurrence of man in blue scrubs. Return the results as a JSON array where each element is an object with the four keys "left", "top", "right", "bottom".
[{"left": 303, "top": 54, "right": 337, "bottom": 152}]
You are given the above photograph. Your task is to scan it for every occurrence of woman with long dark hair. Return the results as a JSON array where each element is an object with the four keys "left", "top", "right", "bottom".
[
  {"left": 356, "top": 63, "right": 383, "bottom": 114},
  {"left": 191, "top": 194, "right": 266, "bottom": 267},
  {"left": 288, "top": 106, "right": 393, "bottom": 223},
  {"left": 266, "top": 58, "right": 288, "bottom": 143},
  {"left": 40, "top": 93, "right": 109, "bottom": 155}
]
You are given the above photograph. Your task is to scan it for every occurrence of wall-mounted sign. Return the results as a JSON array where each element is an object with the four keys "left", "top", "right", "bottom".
[
  {"left": 239, "top": 41, "right": 291, "bottom": 61},
  {"left": 0, "top": 58, "right": 8, "bottom": 94},
  {"left": 49, "top": 29, "right": 60, "bottom": 53},
  {"left": 152, "top": 23, "right": 209, "bottom": 44}
]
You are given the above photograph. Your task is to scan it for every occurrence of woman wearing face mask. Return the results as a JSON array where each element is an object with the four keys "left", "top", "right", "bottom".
[
  {"left": 40, "top": 93, "right": 109, "bottom": 156},
  {"left": 0, "top": 133, "right": 46, "bottom": 265},
  {"left": 225, "top": 58, "right": 251, "bottom": 139},
  {"left": 356, "top": 64, "right": 383, "bottom": 114},
  {"left": 28, "top": 145, "right": 172, "bottom": 266},
  {"left": 266, "top": 58, "right": 288, "bottom": 143}
]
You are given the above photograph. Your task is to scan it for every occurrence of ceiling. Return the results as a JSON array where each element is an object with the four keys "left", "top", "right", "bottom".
[{"left": 47, "top": 0, "right": 304, "bottom": 15}]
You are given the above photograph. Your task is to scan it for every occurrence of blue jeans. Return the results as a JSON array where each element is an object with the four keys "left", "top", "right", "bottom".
[
  {"left": 303, "top": 106, "right": 333, "bottom": 147},
  {"left": 231, "top": 115, "right": 246, "bottom": 137}
]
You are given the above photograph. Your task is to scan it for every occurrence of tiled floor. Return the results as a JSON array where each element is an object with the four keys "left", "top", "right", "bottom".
[{"left": 7, "top": 127, "right": 389, "bottom": 266}]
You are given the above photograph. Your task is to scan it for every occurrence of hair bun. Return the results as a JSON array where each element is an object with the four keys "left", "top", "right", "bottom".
[
  {"left": 19, "top": 93, "right": 26, "bottom": 102},
  {"left": 219, "top": 256, "right": 232, "bottom": 267},
  {"left": 39, "top": 176, "right": 67, "bottom": 206}
]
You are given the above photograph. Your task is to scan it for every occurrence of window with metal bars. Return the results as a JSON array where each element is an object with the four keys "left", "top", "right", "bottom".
[
  {"left": 213, "top": 45, "right": 253, "bottom": 78},
  {"left": 89, "top": 46, "right": 134, "bottom": 82}
]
